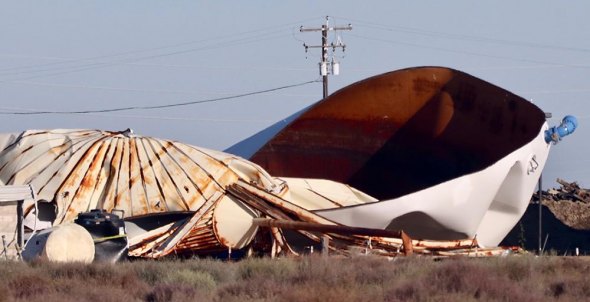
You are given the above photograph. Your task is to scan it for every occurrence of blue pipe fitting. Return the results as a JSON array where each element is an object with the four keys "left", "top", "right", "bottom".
[{"left": 545, "top": 115, "right": 578, "bottom": 143}]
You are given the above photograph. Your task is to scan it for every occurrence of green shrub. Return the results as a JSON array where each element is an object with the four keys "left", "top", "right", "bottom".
[
  {"left": 164, "top": 268, "right": 216, "bottom": 291},
  {"left": 237, "top": 257, "right": 296, "bottom": 280}
]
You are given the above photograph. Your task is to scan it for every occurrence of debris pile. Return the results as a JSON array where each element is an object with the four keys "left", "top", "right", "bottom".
[
  {"left": 127, "top": 180, "right": 521, "bottom": 259},
  {"left": 0, "top": 129, "right": 524, "bottom": 262},
  {"left": 535, "top": 179, "right": 590, "bottom": 230},
  {"left": 534, "top": 179, "right": 590, "bottom": 203}
]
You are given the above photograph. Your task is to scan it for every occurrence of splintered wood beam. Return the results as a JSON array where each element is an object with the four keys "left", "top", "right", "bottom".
[{"left": 252, "top": 218, "right": 413, "bottom": 255}]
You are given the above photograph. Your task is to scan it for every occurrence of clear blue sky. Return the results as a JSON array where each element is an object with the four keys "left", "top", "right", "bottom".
[{"left": 1, "top": 1, "right": 588, "bottom": 188}]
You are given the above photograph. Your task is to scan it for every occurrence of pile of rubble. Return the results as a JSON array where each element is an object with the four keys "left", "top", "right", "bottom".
[
  {"left": 0, "top": 129, "right": 526, "bottom": 262},
  {"left": 536, "top": 179, "right": 590, "bottom": 230},
  {"left": 126, "top": 180, "right": 517, "bottom": 260}
]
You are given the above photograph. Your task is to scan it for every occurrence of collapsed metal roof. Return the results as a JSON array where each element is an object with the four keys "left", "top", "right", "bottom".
[
  {"left": 0, "top": 129, "right": 401, "bottom": 258},
  {"left": 0, "top": 129, "right": 281, "bottom": 224}
]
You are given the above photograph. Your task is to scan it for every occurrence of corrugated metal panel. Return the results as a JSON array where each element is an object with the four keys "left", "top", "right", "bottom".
[
  {"left": 0, "top": 185, "right": 34, "bottom": 202},
  {"left": 0, "top": 129, "right": 282, "bottom": 225},
  {"left": 0, "top": 184, "right": 33, "bottom": 259},
  {"left": 0, "top": 203, "right": 19, "bottom": 258},
  {"left": 175, "top": 208, "right": 220, "bottom": 254},
  {"left": 279, "top": 178, "right": 377, "bottom": 210}
]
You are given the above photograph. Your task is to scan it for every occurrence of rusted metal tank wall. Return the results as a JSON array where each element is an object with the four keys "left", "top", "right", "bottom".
[{"left": 251, "top": 67, "right": 546, "bottom": 199}]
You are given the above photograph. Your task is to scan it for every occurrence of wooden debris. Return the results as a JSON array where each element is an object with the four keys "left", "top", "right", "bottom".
[
  {"left": 534, "top": 179, "right": 590, "bottom": 204},
  {"left": 534, "top": 178, "right": 590, "bottom": 230},
  {"left": 128, "top": 181, "right": 524, "bottom": 259}
]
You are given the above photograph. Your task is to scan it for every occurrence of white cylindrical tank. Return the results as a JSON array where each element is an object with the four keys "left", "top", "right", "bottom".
[{"left": 22, "top": 223, "right": 94, "bottom": 263}]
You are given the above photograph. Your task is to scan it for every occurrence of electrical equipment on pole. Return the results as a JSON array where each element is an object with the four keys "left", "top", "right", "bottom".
[{"left": 300, "top": 16, "right": 352, "bottom": 99}]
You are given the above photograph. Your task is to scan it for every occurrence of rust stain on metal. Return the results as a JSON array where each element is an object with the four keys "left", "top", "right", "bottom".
[
  {"left": 0, "top": 129, "right": 280, "bottom": 225},
  {"left": 250, "top": 66, "right": 546, "bottom": 200}
]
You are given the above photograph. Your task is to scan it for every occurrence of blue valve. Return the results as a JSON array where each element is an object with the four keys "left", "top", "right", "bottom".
[{"left": 545, "top": 115, "right": 578, "bottom": 144}]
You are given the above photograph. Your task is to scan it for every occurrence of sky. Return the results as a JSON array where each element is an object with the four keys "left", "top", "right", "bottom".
[{"left": 1, "top": 1, "right": 589, "bottom": 188}]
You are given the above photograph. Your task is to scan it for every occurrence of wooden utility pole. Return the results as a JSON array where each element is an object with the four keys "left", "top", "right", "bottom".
[
  {"left": 538, "top": 112, "right": 551, "bottom": 255},
  {"left": 538, "top": 175, "right": 543, "bottom": 255},
  {"left": 300, "top": 16, "right": 352, "bottom": 99}
]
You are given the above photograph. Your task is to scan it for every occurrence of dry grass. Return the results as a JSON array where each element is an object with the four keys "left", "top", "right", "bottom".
[{"left": 1, "top": 255, "right": 589, "bottom": 301}]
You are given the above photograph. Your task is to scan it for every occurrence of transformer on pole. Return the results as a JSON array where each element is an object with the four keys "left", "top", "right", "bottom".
[{"left": 300, "top": 16, "right": 352, "bottom": 99}]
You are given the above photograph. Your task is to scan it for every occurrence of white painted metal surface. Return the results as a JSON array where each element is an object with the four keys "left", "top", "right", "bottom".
[
  {"left": 22, "top": 223, "right": 95, "bottom": 263},
  {"left": 279, "top": 177, "right": 377, "bottom": 210},
  {"left": 315, "top": 125, "right": 551, "bottom": 247},
  {"left": 0, "top": 185, "right": 35, "bottom": 202}
]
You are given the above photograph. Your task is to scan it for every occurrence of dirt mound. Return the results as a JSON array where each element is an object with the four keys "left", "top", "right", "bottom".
[{"left": 545, "top": 200, "right": 590, "bottom": 230}]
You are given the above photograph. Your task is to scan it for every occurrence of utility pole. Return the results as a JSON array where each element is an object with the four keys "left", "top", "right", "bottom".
[
  {"left": 300, "top": 16, "right": 352, "bottom": 99},
  {"left": 538, "top": 112, "right": 552, "bottom": 255},
  {"left": 538, "top": 174, "right": 543, "bottom": 255}
]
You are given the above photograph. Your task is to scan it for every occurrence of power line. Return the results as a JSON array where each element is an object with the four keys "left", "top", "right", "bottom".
[
  {"left": 0, "top": 31, "right": 291, "bottom": 82},
  {"left": 0, "top": 18, "right": 327, "bottom": 83},
  {"left": 336, "top": 17, "right": 590, "bottom": 54},
  {"left": 0, "top": 110, "right": 276, "bottom": 123},
  {"left": 521, "top": 88, "right": 590, "bottom": 95},
  {"left": 0, "top": 79, "right": 320, "bottom": 115},
  {"left": 0, "top": 17, "right": 320, "bottom": 75},
  {"left": 349, "top": 33, "right": 590, "bottom": 70},
  {"left": 4, "top": 80, "right": 318, "bottom": 96}
]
